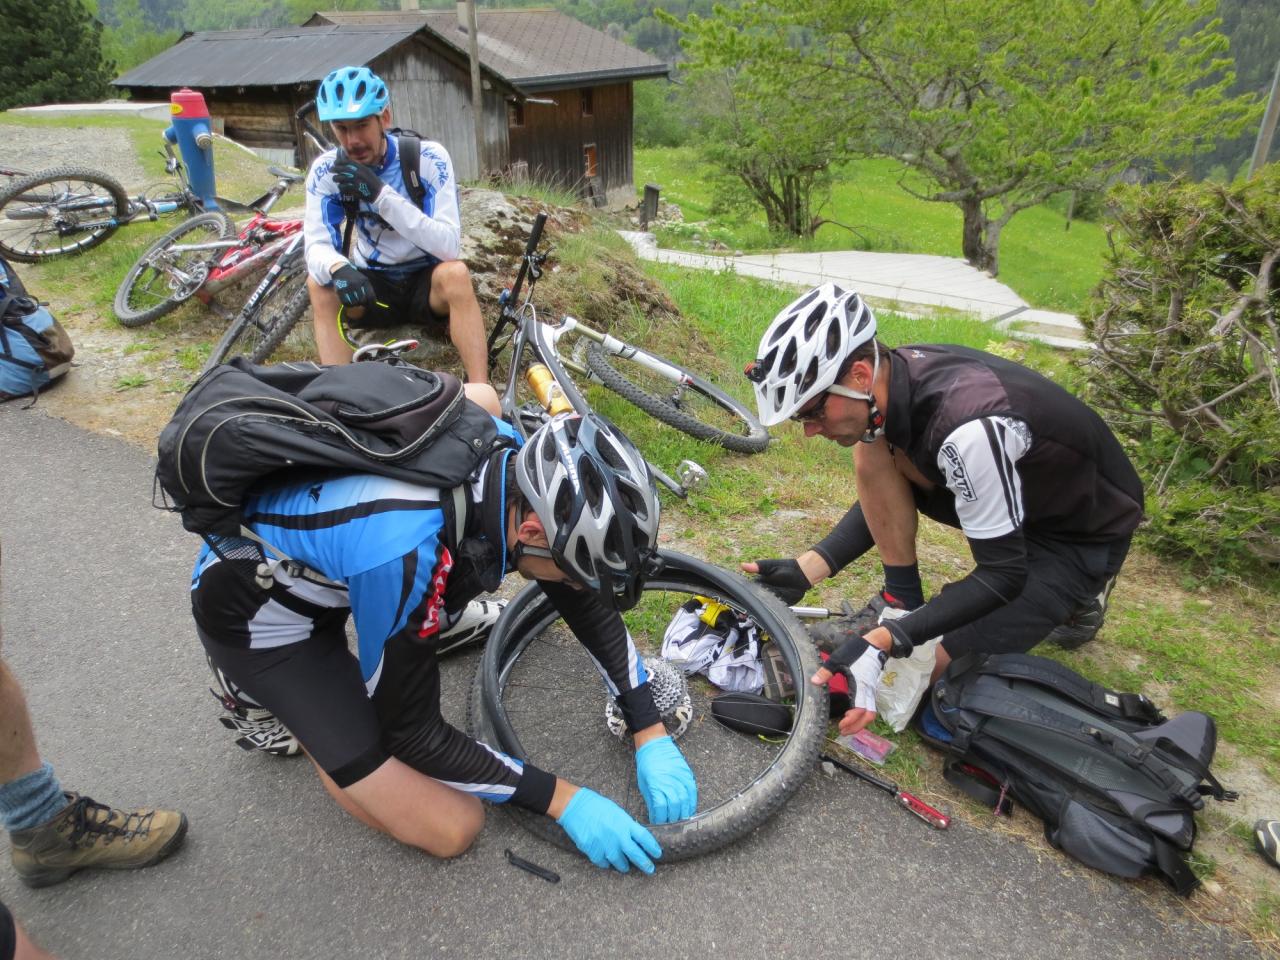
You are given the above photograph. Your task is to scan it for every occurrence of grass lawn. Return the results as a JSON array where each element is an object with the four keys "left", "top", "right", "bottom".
[{"left": 636, "top": 147, "right": 1110, "bottom": 314}]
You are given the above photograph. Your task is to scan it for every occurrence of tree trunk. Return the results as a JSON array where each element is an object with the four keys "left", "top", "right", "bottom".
[{"left": 960, "top": 196, "right": 999, "bottom": 275}]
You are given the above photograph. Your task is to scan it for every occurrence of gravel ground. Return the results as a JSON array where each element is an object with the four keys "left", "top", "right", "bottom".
[{"left": 0, "top": 123, "right": 147, "bottom": 187}]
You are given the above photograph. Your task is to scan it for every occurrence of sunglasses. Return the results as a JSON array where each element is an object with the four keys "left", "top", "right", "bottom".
[
  {"left": 790, "top": 383, "right": 872, "bottom": 425},
  {"left": 791, "top": 392, "right": 831, "bottom": 424}
]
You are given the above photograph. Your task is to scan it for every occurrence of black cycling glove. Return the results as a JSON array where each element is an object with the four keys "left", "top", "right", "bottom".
[
  {"left": 332, "top": 159, "right": 385, "bottom": 204},
  {"left": 750, "top": 558, "right": 812, "bottom": 605},
  {"left": 332, "top": 264, "right": 375, "bottom": 308}
]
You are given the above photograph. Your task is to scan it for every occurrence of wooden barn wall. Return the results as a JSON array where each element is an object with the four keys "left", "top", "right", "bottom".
[
  {"left": 506, "top": 81, "right": 634, "bottom": 201},
  {"left": 373, "top": 43, "right": 509, "bottom": 181},
  {"left": 201, "top": 91, "right": 297, "bottom": 152}
]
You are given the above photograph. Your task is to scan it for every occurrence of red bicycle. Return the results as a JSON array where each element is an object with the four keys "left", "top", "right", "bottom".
[{"left": 112, "top": 166, "right": 305, "bottom": 328}]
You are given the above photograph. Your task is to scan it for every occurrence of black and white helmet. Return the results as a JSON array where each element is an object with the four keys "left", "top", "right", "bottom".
[
  {"left": 746, "top": 283, "right": 877, "bottom": 426},
  {"left": 515, "top": 413, "right": 660, "bottom": 610}
]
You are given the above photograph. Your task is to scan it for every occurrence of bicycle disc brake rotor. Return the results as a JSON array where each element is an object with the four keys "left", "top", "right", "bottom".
[{"left": 605, "top": 655, "right": 693, "bottom": 741}]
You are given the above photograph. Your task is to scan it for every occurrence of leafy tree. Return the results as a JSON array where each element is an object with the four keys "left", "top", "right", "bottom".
[
  {"left": 675, "top": 62, "right": 856, "bottom": 238},
  {"left": 634, "top": 78, "right": 691, "bottom": 148},
  {"left": 0, "top": 0, "right": 115, "bottom": 110},
  {"left": 671, "top": 0, "right": 1260, "bottom": 274},
  {"left": 100, "top": 0, "right": 180, "bottom": 73},
  {"left": 1193, "top": 0, "right": 1280, "bottom": 178}
]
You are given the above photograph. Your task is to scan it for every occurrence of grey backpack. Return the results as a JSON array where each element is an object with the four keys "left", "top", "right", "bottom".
[{"left": 929, "top": 653, "right": 1236, "bottom": 895}]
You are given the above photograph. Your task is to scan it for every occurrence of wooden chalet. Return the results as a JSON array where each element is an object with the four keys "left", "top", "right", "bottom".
[{"left": 112, "top": 7, "right": 669, "bottom": 204}]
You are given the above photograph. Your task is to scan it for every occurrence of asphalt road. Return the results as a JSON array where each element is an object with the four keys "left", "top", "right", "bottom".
[{"left": 0, "top": 405, "right": 1263, "bottom": 960}]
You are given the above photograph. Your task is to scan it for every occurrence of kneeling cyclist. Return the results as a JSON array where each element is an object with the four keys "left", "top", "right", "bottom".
[{"left": 191, "top": 398, "right": 695, "bottom": 873}]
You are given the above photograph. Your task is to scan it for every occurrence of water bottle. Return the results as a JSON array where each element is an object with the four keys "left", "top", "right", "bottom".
[{"left": 526, "top": 363, "right": 572, "bottom": 415}]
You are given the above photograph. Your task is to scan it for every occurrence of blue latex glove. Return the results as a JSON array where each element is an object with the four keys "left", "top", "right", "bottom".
[
  {"left": 332, "top": 159, "right": 385, "bottom": 204},
  {"left": 635, "top": 735, "right": 697, "bottom": 824},
  {"left": 556, "top": 787, "right": 662, "bottom": 874}
]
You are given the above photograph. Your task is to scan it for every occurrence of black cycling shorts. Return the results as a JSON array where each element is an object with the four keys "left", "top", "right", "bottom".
[
  {"left": 940, "top": 533, "right": 1131, "bottom": 658},
  {"left": 343, "top": 264, "right": 449, "bottom": 332},
  {"left": 0, "top": 899, "right": 15, "bottom": 960},
  {"left": 198, "top": 619, "right": 389, "bottom": 789}
]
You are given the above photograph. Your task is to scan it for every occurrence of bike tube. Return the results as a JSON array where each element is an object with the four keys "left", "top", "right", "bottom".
[{"left": 467, "top": 549, "right": 825, "bottom": 861}]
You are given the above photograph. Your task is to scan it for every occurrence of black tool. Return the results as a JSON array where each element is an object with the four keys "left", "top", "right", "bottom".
[
  {"left": 821, "top": 752, "right": 951, "bottom": 830},
  {"left": 504, "top": 848, "right": 560, "bottom": 883}
]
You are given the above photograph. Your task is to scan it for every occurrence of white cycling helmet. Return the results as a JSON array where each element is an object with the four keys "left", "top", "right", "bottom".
[
  {"left": 515, "top": 412, "right": 660, "bottom": 611},
  {"left": 746, "top": 283, "right": 878, "bottom": 426}
]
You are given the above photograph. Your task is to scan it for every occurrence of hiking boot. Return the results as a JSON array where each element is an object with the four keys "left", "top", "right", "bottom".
[
  {"left": 1045, "top": 577, "right": 1117, "bottom": 650},
  {"left": 437, "top": 598, "right": 507, "bottom": 656},
  {"left": 9, "top": 792, "right": 188, "bottom": 888},
  {"left": 807, "top": 590, "right": 907, "bottom": 654}
]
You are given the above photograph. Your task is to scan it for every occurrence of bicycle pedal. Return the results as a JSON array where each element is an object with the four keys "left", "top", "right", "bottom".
[{"left": 676, "top": 459, "right": 709, "bottom": 491}]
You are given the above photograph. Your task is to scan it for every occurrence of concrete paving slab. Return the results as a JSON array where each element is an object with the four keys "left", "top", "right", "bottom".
[
  {"left": 10, "top": 101, "right": 171, "bottom": 122},
  {"left": 0, "top": 404, "right": 1262, "bottom": 960}
]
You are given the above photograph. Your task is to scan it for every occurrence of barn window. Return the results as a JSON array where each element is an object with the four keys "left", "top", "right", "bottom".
[
  {"left": 508, "top": 100, "right": 525, "bottom": 127},
  {"left": 583, "top": 144, "right": 598, "bottom": 178},
  {"left": 580, "top": 88, "right": 594, "bottom": 117}
]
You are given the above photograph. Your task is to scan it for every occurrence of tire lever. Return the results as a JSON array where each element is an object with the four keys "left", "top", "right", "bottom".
[
  {"left": 505, "top": 848, "right": 560, "bottom": 883},
  {"left": 821, "top": 752, "right": 951, "bottom": 830}
]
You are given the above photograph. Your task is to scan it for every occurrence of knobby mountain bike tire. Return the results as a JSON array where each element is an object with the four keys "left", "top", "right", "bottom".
[
  {"left": 467, "top": 549, "right": 824, "bottom": 861},
  {"left": 113, "top": 211, "right": 236, "bottom": 327},
  {"left": 0, "top": 167, "right": 130, "bottom": 262},
  {"left": 201, "top": 266, "right": 310, "bottom": 374},
  {"left": 584, "top": 343, "right": 770, "bottom": 453}
]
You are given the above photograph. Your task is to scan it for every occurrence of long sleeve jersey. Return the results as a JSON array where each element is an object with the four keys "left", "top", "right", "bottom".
[{"left": 303, "top": 134, "right": 462, "bottom": 286}]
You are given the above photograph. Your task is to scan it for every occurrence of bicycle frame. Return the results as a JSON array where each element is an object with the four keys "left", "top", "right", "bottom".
[
  {"left": 488, "top": 213, "right": 708, "bottom": 498},
  {"left": 145, "top": 173, "right": 304, "bottom": 307}
]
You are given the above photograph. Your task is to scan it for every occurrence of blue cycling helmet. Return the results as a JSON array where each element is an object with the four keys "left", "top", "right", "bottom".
[{"left": 316, "top": 66, "right": 389, "bottom": 122}]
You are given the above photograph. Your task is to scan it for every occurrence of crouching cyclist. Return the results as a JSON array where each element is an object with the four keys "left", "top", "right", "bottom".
[{"left": 190, "top": 395, "right": 696, "bottom": 873}]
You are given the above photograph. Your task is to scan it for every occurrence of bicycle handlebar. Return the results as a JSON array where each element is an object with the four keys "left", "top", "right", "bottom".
[{"left": 506, "top": 212, "right": 546, "bottom": 311}]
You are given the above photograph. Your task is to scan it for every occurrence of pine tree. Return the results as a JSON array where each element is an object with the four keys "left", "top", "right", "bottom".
[{"left": 0, "top": 0, "right": 116, "bottom": 111}]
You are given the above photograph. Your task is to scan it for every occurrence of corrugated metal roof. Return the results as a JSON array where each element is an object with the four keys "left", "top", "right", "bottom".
[
  {"left": 311, "top": 10, "right": 669, "bottom": 88},
  {"left": 113, "top": 25, "right": 421, "bottom": 88}
]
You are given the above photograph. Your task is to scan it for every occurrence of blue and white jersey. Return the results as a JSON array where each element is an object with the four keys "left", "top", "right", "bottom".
[{"left": 303, "top": 134, "right": 463, "bottom": 286}]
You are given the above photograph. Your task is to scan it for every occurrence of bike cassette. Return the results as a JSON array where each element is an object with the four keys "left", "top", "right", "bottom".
[{"left": 604, "top": 656, "right": 693, "bottom": 741}]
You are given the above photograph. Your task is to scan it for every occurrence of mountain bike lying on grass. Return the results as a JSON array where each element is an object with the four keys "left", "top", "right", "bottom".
[
  {"left": 0, "top": 143, "right": 204, "bottom": 262},
  {"left": 483, "top": 212, "right": 769, "bottom": 461},
  {"left": 113, "top": 167, "right": 307, "bottom": 349}
]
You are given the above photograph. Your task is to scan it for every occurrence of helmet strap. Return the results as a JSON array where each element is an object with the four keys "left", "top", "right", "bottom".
[{"left": 855, "top": 342, "right": 885, "bottom": 443}]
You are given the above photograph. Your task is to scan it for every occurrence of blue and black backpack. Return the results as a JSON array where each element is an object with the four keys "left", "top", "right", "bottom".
[{"left": 0, "top": 255, "right": 74, "bottom": 404}]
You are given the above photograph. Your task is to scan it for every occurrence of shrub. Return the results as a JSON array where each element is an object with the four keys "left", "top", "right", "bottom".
[{"left": 1081, "top": 168, "right": 1280, "bottom": 576}]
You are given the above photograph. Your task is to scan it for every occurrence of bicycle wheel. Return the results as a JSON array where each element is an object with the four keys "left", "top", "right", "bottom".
[
  {"left": 202, "top": 265, "right": 310, "bottom": 374},
  {"left": 584, "top": 343, "right": 770, "bottom": 453},
  {"left": 0, "top": 167, "right": 129, "bottom": 262},
  {"left": 467, "top": 549, "right": 825, "bottom": 861},
  {"left": 113, "top": 211, "right": 235, "bottom": 328}
]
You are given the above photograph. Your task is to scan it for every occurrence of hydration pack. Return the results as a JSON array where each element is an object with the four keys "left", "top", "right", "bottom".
[
  {"left": 0, "top": 255, "right": 74, "bottom": 404},
  {"left": 928, "top": 653, "right": 1236, "bottom": 896},
  {"left": 155, "top": 357, "right": 510, "bottom": 559}
]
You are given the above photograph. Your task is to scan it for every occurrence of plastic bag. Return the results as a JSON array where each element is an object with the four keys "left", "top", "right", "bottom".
[{"left": 874, "top": 607, "right": 941, "bottom": 731}]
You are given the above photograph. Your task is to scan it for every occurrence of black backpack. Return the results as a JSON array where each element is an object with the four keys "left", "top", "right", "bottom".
[
  {"left": 928, "top": 653, "right": 1236, "bottom": 896},
  {"left": 155, "top": 357, "right": 509, "bottom": 565}
]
